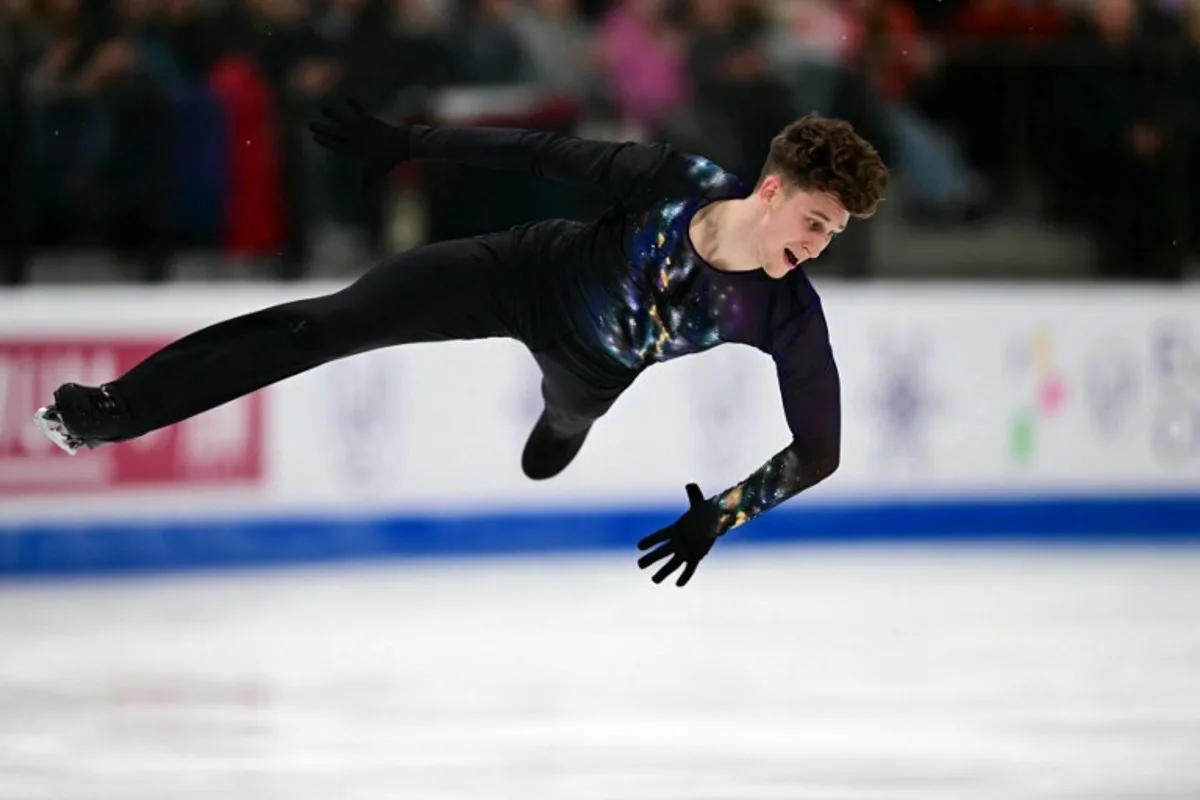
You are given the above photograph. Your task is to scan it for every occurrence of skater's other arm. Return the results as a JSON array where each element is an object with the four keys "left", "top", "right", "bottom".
[
  {"left": 710, "top": 316, "right": 841, "bottom": 536},
  {"left": 407, "top": 124, "right": 729, "bottom": 209}
]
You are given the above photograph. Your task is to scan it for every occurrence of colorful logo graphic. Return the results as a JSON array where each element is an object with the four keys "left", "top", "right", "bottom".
[{"left": 1007, "top": 325, "right": 1067, "bottom": 465}]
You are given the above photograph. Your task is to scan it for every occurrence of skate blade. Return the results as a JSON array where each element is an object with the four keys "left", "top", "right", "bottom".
[{"left": 34, "top": 406, "right": 83, "bottom": 456}]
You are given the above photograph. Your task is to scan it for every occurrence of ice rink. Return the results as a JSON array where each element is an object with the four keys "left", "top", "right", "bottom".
[{"left": 3, "top": 544, "right": 1200, "bottom": 800}]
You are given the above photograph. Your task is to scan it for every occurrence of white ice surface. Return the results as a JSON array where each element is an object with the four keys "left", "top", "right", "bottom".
[{"left": 2, "top": 544, "right": 1200, "bottom": 799}]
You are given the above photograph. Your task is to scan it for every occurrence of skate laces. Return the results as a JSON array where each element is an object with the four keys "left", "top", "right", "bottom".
[{"left": 93, "top": 386, "right": 122, "bottom": 415}]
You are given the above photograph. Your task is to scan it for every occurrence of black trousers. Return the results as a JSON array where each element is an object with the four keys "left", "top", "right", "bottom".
[{"left": 107, "top": 231, "right": 635, "bottom": 441}]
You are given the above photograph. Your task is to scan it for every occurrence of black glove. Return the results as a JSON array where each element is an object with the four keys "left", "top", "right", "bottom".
[
  {"left": 637, "top": 483, "right": 720, "bottom": 587},
  {"left": 308, "top": 98, "right": 409, "bottom": 196}
]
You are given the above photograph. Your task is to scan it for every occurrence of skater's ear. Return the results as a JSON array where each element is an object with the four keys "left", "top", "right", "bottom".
[{"left": 755, "top": 173, "right": 789, "bottom": 207}]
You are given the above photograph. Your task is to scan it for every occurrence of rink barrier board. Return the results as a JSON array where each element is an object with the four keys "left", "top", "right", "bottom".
[
  {"left": 4, "top": 283, "right": 1200, "bottom": 576},
  {"left": 2, "top": 492, "right": 1199, "bottom": 576}
]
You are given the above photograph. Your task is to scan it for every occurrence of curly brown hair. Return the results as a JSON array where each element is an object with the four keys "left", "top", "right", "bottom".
[{"left": 757, "top": 115, "right": 889, "bottom": 219}]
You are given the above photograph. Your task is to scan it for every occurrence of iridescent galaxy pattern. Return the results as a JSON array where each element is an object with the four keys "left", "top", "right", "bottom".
[
  {"left": 578, "top": 154, "right": 836, "bottom": 536},
  {"left": 593, "top": 156, "right": 746, "bottom": 370},
  {"left": 684, "top": 154, "right": 740, "bottom": 193},
  {"left": 712, "top": 446, "right": 808, "bottom": 534}
]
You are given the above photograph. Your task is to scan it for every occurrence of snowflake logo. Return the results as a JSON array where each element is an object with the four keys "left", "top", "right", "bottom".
[{"left": 865, "top": 334, "right": 941, "bottom": 467}]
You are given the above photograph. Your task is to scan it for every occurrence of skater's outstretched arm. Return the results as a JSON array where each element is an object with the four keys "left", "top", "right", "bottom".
[
  {"left": 710, "top": 353, "right": 841, "bottom": 535},
  {"left": 634, "top": 305, "right": 839, "bottom": 587},
  {"left": 309, "top": 98, "right": 737, "bottom": 210},
  {"left": 706, "top": 286, "right": 842, "bottom": 534},
  {"left": 406, "top": 124, "right": 731, "bottom": 209}
]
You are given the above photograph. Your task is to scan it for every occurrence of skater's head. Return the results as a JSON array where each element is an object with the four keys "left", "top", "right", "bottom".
[{"left": 751, "top": 115, "right": 888, "bottom": 278}]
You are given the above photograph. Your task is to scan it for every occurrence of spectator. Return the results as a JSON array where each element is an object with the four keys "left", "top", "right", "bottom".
[
  {"left": 163, "top": 0, "right": 225, "bottom": 81},
  {"left": 24, "top": 0, "right": 179, "bottom": 253},
  {"left": 683, "top": 0, "right": 794, "bottom": 181},
  {"left": 1039, "top": 0, "right": 1188, "bottom": 279},
  {"left": 511, "top": 0, "right": 604, "bottom": 103},
  {"left": 23, "top": 0, "right": 105, "bottom": 244},
  {"left": 447, "top": 0, "right": 535, "bottom": 85},
  {"left": 1177, "top": 0, "right": 1200, "bottom": 258},
  {"left": 232, "top": 0, "right": 329, "bottom": 90},
  {"left": 1, "top": 0, "right": 36, "bottom": 79},
  {"left": 837, "top": 0, "right": 987, "bottom": 220},
  {"left": 110, "top": 0, "right": 186, "bottom": 91},
  {"left": 387, "top": 0, "right": 455, "bottom": 100},
  {"left": 93, "top": 0, "right": 182, "bottom": 259},
  {"left": 597, "top": 0, "right": 692, "bottom": 138},
  {"left": 1, "top": 0, "right": 36, "bottom": 277},
  {"left": 300, "top": 0, "right": 455, "bottom": 253},
  {"left": 918, "top": 0, "right": 1065, "bottom": 199}
]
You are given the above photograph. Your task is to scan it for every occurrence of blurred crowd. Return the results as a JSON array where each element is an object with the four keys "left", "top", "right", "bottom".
[{"left": 1, "top": 0, "right": 1198, "bottom": 283}]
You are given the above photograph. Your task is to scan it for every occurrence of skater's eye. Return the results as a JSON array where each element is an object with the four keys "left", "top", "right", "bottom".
[
  {"left": 806, "top": 218, "right": 836, "bottom": 239},
  {"left": 804, "top": 211, "right": 844, "bottom": 239}
]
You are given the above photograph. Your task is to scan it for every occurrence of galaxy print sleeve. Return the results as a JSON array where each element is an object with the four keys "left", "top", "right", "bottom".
[
  {"left": 407, "top": 124, "right": 740, "bottom": 210},
  {"left": 711, "top": 312, "right": 842, "bottom": 536}
]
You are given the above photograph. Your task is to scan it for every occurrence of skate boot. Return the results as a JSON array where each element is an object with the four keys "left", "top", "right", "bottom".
[
  {"left": 34, "top": 383, "right": 131, "bottom": 455},
  {"left": 521, "top": 411, "right": 591, "bottom": 481}
]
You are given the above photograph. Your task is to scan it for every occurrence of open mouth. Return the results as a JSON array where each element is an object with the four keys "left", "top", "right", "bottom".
[{"left": 784, "top": 248, "right": 800, "bottom": 267}]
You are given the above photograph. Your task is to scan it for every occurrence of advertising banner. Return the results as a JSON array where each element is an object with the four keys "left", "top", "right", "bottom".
[
  {"left": 0, "top": 337, "right": 265, "bottom": 497},
  {"left": 0, "top": 283, "right": 1196, "bottom": 528}
]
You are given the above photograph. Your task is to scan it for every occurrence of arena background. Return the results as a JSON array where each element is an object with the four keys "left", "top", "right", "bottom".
[{"left": 2, "top": 0, "right": 1199, "bottom": 796}]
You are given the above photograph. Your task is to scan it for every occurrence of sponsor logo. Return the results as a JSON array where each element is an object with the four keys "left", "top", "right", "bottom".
[
  {"left": 864, "top": 333, "right": 940, "bottom": 469},
  {"left": 1081, "top": 339, "right": 1139, "bottom": 439},
  {"left": 325, "top": 351, "right": 399, "bottom": 485},
  {"left": 0, "top": 338, "right": 264, "bottom": 494},
  {"left": 1149, "top": 322, "right": 1200, "bottom": 467},
  {"left": 1006, "top": 324, "right": 1067, "bottom": 466}
]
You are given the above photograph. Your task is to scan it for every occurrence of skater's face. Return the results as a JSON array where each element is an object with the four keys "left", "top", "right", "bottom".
[{"left": 754, "top": 175, "right": 849, "bottom": 279}]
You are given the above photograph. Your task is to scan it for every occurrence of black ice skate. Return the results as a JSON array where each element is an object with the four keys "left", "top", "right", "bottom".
[
  {"left": 521, "top": 411, "right": 591, "bottom": 481},
  {"left": 34, "top": 383, "right": 130, "bottom": 455}
]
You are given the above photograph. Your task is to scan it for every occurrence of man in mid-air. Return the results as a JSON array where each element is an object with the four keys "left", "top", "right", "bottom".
[{"left": 36, "top": 99, "right": 888, "bottom": 587}]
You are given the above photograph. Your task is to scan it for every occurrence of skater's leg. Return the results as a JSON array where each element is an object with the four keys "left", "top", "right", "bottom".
[
  {"left": 521, "top": 353, "right": 632, "bottom": 480},
  {"left": 536, "top": 354, "right": 626, "bottom": 437},
  {"left": 57, "top": 235, "right": 529, "bottom": 444}
]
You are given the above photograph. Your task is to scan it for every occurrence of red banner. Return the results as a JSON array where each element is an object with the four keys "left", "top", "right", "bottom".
[{"left": 0, "top": 338, "right": 264, "bottom": 495}]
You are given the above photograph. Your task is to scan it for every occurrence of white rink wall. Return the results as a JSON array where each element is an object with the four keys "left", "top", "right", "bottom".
[{"left": 1, "top": 281, "right": 1198, "bottom": 575}]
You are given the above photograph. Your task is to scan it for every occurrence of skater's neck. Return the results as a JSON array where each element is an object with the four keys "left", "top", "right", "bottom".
[{"left": 688, "top": 197, "right": 763, "bottom": 273}]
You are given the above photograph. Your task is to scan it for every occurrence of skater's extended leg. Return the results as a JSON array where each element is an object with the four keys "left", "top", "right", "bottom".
[
  {"left": 41, "top": 236, "right": 528, "bottom": 449},
  {"left": 521, "top": 353, "right": 631, "bottom": 480}
]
